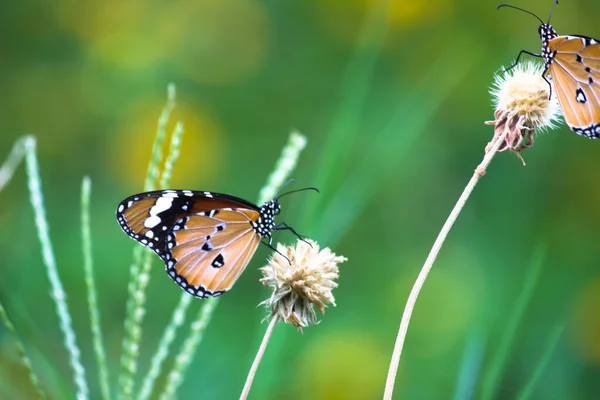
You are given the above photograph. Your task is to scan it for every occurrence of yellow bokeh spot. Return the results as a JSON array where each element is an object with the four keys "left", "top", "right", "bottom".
[
  {"left": 570, "top": 277, "right": 600, "bottom": 363},
  {"left": 158, "top": 0, "right": 270, "bottom": 85},
  {"left": 110, "top": 97, "right": 223, "bottom": 190},
  {"left": 393, "top": 247, "right": 485, "bottom": 358},
  {"left": 316, "top": 0, "right": 453, "bottom": 46},
  {"left": 59, "top": 0, "right": 269, "bottom": 84},
  {"left": 297, "top": 333, "right": 388, "bottom": 400}
]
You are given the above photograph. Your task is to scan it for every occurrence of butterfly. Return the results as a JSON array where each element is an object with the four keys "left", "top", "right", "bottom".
[
  {"left": 116, "top": 186, "right": 316, "bottom": 298},
  {"left": 499, "top": 1, "right": 600, "bottom": 138}
]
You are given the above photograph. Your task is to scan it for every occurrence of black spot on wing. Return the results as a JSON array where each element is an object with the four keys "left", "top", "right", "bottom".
[{"left": 211, "top": 253, "right": 225, "bottom": 268}]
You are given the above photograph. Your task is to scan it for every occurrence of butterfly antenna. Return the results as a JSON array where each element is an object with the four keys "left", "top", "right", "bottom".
[
  {"left": 497, "top": 3, "right": 544, "bottom": 25},
  {"left": 273, "top": 178, "right": 295, "bottom": 198},
  {"left": 547, "top": 0, "right": 559, "bottom": 24},
  {"left": 276, "top": 186, "right": 320, "bottom": 200}
]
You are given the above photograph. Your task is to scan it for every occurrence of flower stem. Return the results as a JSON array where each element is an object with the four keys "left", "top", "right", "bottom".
[
  {"left": 240, "top": 315, "right": 279, "bottom": 400},
  {"left": 382, "top": 123, "right": 513, "bottom": 400}
]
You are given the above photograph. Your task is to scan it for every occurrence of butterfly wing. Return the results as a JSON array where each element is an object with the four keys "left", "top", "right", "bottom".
[
  {"left": 167, "top": 210, "right": 262, "bottom": 297},
  {"left": 116, "top": 190, "right": 263, "bottom": 298},
  {"left": 548, "top": 35, "right": 600, "bottom": 138}
]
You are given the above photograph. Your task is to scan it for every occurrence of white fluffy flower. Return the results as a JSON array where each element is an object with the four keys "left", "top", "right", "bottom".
[
  {"left": 490, "top": 60, "right": 561, "bottom": 131},
  {"left": 259, "top": 239, "right": 346, "bottom": 328}
]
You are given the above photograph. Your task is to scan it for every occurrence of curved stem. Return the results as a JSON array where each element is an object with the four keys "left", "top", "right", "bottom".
[
  {"left": 383, "top": 123, "right": 513, "bottom": 399},
  {"left": 240, "top": 315, "right": 279, "bottom": 400}
]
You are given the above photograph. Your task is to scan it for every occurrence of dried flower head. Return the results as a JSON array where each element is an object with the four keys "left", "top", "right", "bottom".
[
  {"left": 487, "top": 60, "right": 561, "bottom": 161},
  {"left": 259, "top": 239, "right": 346, "bottom": 329}
]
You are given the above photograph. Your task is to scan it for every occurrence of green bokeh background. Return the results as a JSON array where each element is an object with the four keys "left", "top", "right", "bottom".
[{"left": 2, "top": 0, "right": 600, "bottom": 398}]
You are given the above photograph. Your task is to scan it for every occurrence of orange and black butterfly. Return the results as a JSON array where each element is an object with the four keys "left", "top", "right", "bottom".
[
  {"left": 116, "top": 186, "right": 315, "bottom": 298},
  {"left": 499, "top": 1, "right": 600, "bottom": 138}
]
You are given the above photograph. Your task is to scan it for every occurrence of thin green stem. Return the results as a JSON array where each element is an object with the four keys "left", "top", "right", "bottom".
[
  {"left": 24, "top": 136, "right": 89, "bottom": 399},
  {"left": 159, "top": 121, "right": 184, "bottom": 189},
  {"left": 120, "top": 83, "right": 178, "bottom": 399},
  {"left": 137, "top": 295, "right": 192, "bottom": 400},
  {"left": 159, "top": 299, "right": 219, "bottom": 400},
  {"left": 0, "top": 301, "right": 46, "bottom": 399},
  {"left": 81, "top": 177, "right": 111, "bottom": 400}
]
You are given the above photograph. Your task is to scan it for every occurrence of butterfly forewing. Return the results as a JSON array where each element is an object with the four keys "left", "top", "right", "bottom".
[
  {"left": 116, "top": 189, "right": 270, "bottom": 298},
  {"left": 547, "top": 36, "right": 600, "bottom": 137}
]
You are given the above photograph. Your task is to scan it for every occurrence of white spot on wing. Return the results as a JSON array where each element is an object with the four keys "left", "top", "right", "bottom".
[
  {"left": 150, "top": 197, "right": 173, "bottom": 216},
  {"left": 118, "top": 204, "right": 125, "bottom": 213},
  {"left": 144, "top": 215, "right": 161, "bottom": 228},
  {"left": 145, "top": 230, "right": 154, "bottom": 239}
]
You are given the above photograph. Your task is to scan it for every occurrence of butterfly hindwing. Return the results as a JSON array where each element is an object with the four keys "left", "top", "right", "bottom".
[{"left": 166, "top": 212, "right": 262, "bottom": 297}]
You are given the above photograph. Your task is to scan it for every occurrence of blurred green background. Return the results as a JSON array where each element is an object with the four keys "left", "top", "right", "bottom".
[{"left": 2, "top": 0, "right": 600, "bottom": 398}]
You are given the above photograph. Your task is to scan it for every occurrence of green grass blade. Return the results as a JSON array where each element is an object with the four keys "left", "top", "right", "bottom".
[
  {"left": 0, "top": 136, "right": 29, "bottom": 192},
  {"left": 480, "top": 243, "right": 548, "bottom": 400},
  {"left": 81, "top": 177, "right": 111, "bottom": 400},
  {"left": 516, "top": 325, "right": 565, "bottom": 400},
  {"left": 24, "top": 136, "right": 89, "bottom": 399},
  {"left": 305, "top": 0, "right": 391, "bottom": 229},
  {"left": 453, "top": 333, "right": 486, "bottom": 400},
  {"left": 120, "top": 83, "right": 178, "bottom": 399},
  {"left": 314, "top": 38, "right": 477, "bottom": 246},
  {"left": 0, "top": 301, "right": 47, "bottom": 399},
  {"left": 159, "top": 130, "right": 308, "bottom": 399}
]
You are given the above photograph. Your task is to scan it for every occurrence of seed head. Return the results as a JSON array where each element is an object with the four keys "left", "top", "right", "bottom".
[
  {"left": 259, "top": 239, "right": 346, "bottom": 329},
  {"left": 487, "top": 61, "right": 561, "bottom": 161}
]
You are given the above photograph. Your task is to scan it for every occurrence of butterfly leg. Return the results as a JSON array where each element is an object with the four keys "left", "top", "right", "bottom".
[
  {"left": 260, "top": 239, "right": 291, "bottom": 264},
  {"left": 275, "top": 222, "right": 313, "bottom": 247},
  {"left": 541, "top": 65, "right": 553, "bottom": 100},
  {"left": 505, "top": 50, "right": 542, "bottom": 72}
]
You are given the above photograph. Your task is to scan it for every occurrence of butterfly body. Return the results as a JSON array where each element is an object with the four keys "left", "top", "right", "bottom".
[{"left": 116, "top": 189, "right": 282, "bottom": 298}]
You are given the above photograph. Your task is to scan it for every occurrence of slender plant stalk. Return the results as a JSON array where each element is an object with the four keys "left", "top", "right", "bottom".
[
  {"left": 158, "top": 299, "right": 219, "bottom": 400},
  {"left": 24, "top": 136, "right": 89, "bottom": 399},
  {"left": 158, "top": 130, "right": 308, "bottom": 399},
  {"left": 480, "top": 243, "right": 547, "bottom": 399},
  {"left": 81, "top": 177, "right": 111, "bottom": 400},
  {"left": 516, "top": 325, "right": 564, "bottom": 400},
  {"left": 131, "top": 120, "right": 185, "bottom": 400},
  {"left": 159, "top": 121, "right": 184, "bottom": 189},
  {"left": 120, "top": 83, "right": 178, "bottom": 399},
  {"left": 240, "top": 315, "right": 279, "bottom": 400},
  {"left": 383, "top": 126, "right": 512, "bottom": 400},
  {"left": 137, "top": 295, "right": 192, "bottom": 400},
  {"left": 0, "top": 302, "right": 47, "bottom": 399}
]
